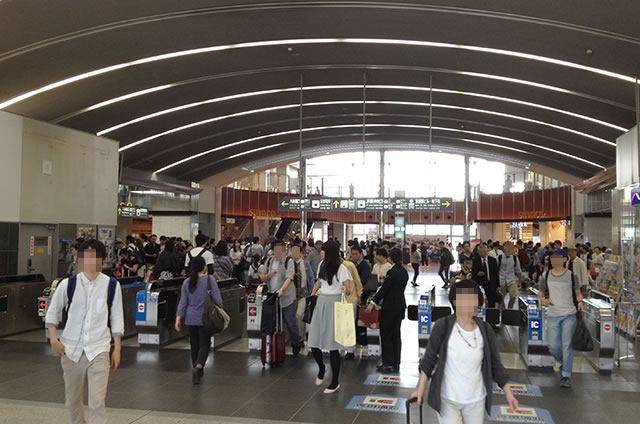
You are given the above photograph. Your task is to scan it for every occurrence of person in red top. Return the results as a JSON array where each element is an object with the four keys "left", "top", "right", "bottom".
[{"left": 516, "top": 240, "right": 530, "bottom": 273}]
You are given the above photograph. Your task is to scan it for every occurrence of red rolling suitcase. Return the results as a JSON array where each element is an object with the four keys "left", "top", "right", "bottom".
[{"left": 261, "top": 296, "right": 285, "bottom": 367}]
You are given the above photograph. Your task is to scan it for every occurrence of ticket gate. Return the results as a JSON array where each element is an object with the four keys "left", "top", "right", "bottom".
[
  {"left": 37, "top": 275, "right": 143, "bottom": 339},
  {"left": 518, "top": 293, "right": 554, "bottom": 369},
  {"left": 0, "top": 274, "right": 49, "bottom": 337},
  {"left": 136, "top": 277, "right": 188, "bottom": 346},
  {"left": 582, "top": 298, "right": 614, "bottom": 374},
  {"left": 407, "top": 292, "right": 452, "bottom": 357},
  {"left": 247, "top": 284, "right": 267, "bottom": 352}
]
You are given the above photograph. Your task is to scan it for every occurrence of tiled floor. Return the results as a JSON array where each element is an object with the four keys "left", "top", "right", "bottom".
[{"left": 1, "top": 270, "right": 639, "bottom": 423}]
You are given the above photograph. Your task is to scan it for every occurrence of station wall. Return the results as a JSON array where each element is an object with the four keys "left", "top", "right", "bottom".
[{"left": 0, "top": 110, "right": 119, "bottom": 226}]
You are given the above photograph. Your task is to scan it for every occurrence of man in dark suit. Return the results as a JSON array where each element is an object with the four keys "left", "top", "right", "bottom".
[
  {"left": 367, "top": 248, "right": 408, "bottom": 374},
  {"left": 472, "top": 243, "right": 500, "bottom": 308},
  {"left": 351, "top": 245, "right": 372, "bottom": 303}
]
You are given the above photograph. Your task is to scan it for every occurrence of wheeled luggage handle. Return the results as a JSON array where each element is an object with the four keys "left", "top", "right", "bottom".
[{"left": 406, "top": 397, "right": 423, "bottom": 424}]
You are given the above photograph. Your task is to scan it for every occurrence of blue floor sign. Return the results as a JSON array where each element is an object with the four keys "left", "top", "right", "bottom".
[
  {"left": 487, "top": 405, "right": 555, "bottom": 423},
  {"left": 345, "top": 394, "right": 408, "bottom": 414},
  {"left": 363, "top": 373, "right": 419, "bottom": 389},
  {"left": 492, "top": 382, "right": 543, "bottom": 397}
]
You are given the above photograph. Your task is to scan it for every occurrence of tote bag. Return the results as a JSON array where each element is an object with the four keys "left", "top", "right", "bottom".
[
  {"left": 334, "top": 294, "right": 356, "bottom": 347},
  {"left": 202, "top": 277, "right": 230, "bottom": 335}
]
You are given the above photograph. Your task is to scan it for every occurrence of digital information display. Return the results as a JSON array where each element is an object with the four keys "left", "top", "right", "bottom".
[{"left": 278, "top": 197, "right": 453, "bottom": 212}]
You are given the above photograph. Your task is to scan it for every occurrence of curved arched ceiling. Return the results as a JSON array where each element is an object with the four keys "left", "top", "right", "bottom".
[{"left": 1, "top": 0, "right": 639, "bottom": 182}]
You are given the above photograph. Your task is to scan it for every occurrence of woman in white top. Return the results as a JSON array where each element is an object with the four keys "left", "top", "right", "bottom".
[
  {"left": 411, "top": 279, "right": 519, "bottom": 423},
  {"left": 229, "top": 239, "right": 244, "bottom": 284},
  {"left": 308, "top": 240, "right": 353, "bottom": 394}
]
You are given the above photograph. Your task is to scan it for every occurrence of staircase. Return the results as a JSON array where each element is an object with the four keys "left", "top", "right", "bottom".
[{"left": 230, "top": 218, "right": 251, "bottom": 240}]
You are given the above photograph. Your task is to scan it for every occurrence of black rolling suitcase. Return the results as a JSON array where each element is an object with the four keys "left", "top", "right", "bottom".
[{"left": 406, "top": 397, "right": 423, "bottom": 424}]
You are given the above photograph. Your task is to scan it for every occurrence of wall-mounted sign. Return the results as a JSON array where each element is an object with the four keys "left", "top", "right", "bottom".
[
  {"left": 632, "top": 188, "right": 640, "bottom": 206},
  {"left": 278, "top": 197, "right": 453, "bottom": 212},
  {"left": 511, "top": 222, "right": 527, "bottom": 228},
  {"left": 118, "top": 205, "right": 149, "bottom": 219}
]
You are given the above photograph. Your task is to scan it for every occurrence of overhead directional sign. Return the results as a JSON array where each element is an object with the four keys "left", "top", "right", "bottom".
[
  {"left": 117, "top": 205, "right": 149, "bottom": 219},
  {"left": 278, "top": 197, "right": 453, "bottom": 212}
]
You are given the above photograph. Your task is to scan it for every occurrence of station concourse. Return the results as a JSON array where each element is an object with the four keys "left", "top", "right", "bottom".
[{"left": 1, "top": 2, "right": 640, "bottom": 424}]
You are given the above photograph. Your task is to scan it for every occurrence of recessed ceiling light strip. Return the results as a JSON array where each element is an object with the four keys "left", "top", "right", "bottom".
[
  {"left": 120, "top": 99, "right": 615, "bottom": 153},
  {"left": 153, "top": 123, "right": 604, "bottom": 174},
  {"left": 2, "top": 38, "right": 636, "bottom": 110},
  {"left": 96, "top": 84, "right": 625, "bottom": 136}
]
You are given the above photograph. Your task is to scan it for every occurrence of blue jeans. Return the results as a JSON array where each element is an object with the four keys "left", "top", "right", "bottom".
[
  {"left": 547, "top": 314, "right": 577, "bottom": 378},
  {"left": 282, "top": 302, "right": 301, "bottom": 346}
]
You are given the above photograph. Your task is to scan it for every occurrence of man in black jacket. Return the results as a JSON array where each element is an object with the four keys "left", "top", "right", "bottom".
[
  {"left": 472, "top": 244, "right": 500, "bottom": 308},
  {"left": 366, "top": 248, "right": 408, "bottom": 373},
  {"left": 437, "top": 241, "right": 454, "bottom": 288}
]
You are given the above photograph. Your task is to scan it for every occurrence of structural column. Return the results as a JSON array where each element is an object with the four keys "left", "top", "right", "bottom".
[
  {"left": 464, "top": 155, "right": 471, "bottom": 241},
  {"left": 299, "top": 157, "right": 307, "bottom": 239},
  {"left": 379, "top": 150, "right": 385, "bottom": 238}
]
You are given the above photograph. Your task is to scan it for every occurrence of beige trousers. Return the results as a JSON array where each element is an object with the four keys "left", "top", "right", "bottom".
[
  {"left": 295, "top": 297, "right": 307, "bottom": 342},
  {"left": 501, "top": 283, "right": 518, "bottom": 309},
  {"left": 61, "top": 352, "right": 110, "bottom": 424}
]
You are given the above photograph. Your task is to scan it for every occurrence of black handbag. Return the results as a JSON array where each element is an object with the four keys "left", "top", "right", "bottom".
[
  {"left": 572, "top": 311, "right": 594, "bottom": 352},
  {"left": 302, "top": 295, "right": 317, "bottom": 324}
]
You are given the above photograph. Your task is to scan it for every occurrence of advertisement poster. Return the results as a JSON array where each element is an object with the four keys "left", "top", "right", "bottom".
[
  {"left": 595, "top": 256, "right": 623, "bottom": 297},
  {"left": 77, "top": 225, "right": 96, "bottom": 240},
  {"left": 98, "top": 227, "right": 115, "bottom": 263},
  {"left": 492, "top": 383, "right": 543, "bottom": 397},
  {"left": 345, "top": 394, "right": 407, "bottom": 414},
  {"left": 363, "top": 374, "right": 419, "bottom": 388},
  {"left": 487, "top": 404, "right": 555, "bottom": 423}
]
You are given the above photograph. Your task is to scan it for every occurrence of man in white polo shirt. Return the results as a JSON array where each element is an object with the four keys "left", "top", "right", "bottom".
[{"left": 46, "top": 240, "right": 124, "bottom": 424}]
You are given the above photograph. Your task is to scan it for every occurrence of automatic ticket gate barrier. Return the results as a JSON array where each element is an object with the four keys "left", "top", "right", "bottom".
[
  {"left": 407, "top": 292, "right": 452, "bottom": 357},
  {"left": 582, "top": 298, "right": 614, "bottom": 374},
  {"left": 247, "top": 284, "right": 266, "bottom": 352},
  {"left": 518, "top": 292, "right": 554, "bottom": 370},
  {"left": 136, "top": 278, "right": 187, "bottom": 346}
]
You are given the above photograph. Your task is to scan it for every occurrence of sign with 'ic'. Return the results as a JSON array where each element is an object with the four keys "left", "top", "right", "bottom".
[{"left": 345, "top": 395, "right": 407, "bottom": 414}]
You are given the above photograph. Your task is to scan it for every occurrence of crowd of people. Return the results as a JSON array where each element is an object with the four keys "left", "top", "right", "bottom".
[{"left": 48, "top": 231, "right": 608, "bottom": 423}]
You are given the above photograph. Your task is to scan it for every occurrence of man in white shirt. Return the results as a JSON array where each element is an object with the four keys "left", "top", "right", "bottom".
[
  {"left": 567, "top": 245, "right": 590, "bottom": 295},
  {"left": 45, "top": 240, "right": 124, "bottom": 424},
  {"left": 488, "top": 241, "right": 503, "bottom": 260},
  {"left": 185, "top": 233, "right": 215, "bottom": 274}
]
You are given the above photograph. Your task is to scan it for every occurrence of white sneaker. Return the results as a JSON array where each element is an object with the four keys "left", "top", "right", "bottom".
[
  {"left": 553, "top": 361, "right": 562, "bottom": 372},
  {"left": 323, "top": 385, "right": 340, "bottom": 394}
]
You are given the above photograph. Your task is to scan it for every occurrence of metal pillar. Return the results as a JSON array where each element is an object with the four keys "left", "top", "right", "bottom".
[
  {"left": 464, "top": 155, "right": 471, "bottom": 241},
  {"left": 379, "top": 150, "right": 385, "bottom": 238},
  {"left": 298, "top": 74, "right": 307, "bottom": 239}
]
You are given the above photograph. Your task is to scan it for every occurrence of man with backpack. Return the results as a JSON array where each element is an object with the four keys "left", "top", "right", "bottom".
[
  {"left": 539, "top": 248, "right": 584, "bottom": 388},
  {"left": 498, "top": 241, "right": 522, "bottom": 309},
  {"left": 290, "top": 245, "right": 315, "bottom": 349},
  {"left": 437, "top": 241, "right": 454, "bottom": 288},
  {"left": 185, "top": 232, "right": 214, "bottom": 275},
  {"left": 45, "top": 240, "right": 124, "bottom": 424},
  {"left": 259, "top": 240, "right": 302, "bottom": 357}
]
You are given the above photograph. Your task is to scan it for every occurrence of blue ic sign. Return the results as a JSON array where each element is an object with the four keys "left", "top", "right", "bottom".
[
  {"left": 418, "top": 312, "right": 431, "bottom": 335},
  {"left": 528, "top": 319, "right": 542, "bottom": 341}
]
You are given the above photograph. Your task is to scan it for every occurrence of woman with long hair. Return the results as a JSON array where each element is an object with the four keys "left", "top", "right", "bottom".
[
  {"left": 212, "top": 240, "right": 233, "bottom": 280},
  {"left": 308, "top": 240, "right": 353, "bottom": 394},
  {"left": 153, "top": 239, "right": 180, "bottom": 280},
  {"left": 411, "top": 279, "right": 519, "bottom": 423},
  {"left": 175, "top": 256, "right": 222, "bottom": 384}
]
